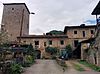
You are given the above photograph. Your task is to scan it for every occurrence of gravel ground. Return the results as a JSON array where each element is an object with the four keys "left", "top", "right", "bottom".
[{"left": 22, "top": 60, "right": 100, "bottom": 74}]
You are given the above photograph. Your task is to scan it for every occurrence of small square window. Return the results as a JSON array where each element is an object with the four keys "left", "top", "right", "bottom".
[
  {"left": 49, "top": 40, "right": 52, "bottom": 45},
  {"left": 91, "top": 30, "right": 94, "bottom": 34},
  {"left": 60, "top": 40, "right": 64, "bottom": 45},
  {"left": 35, "top": 41, "right": 39, "bottom": 45},
  {"left": 74, "top": 31, "right": 77, "bottom": 34},
  {"left": 12, "top": 8, "right": 14, "bottom": 10}
]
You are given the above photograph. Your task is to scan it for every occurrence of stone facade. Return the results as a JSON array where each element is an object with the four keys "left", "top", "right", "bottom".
[
  {"left": 1, "top": 3, "right": 97, "bottom": 59},
  {"left": 1, "top": 3, "right": 30, "bottom": 41},
  {"left": 94, "top": 25, "right": 100, "bottom": 66},
  {"left": 17, "top": 35, "right": 68, "bottom": 57},
  {"left": 64, "top": 24, "right": 96, "bottom": 49},
  {"left": 17, "top": 25, "right": 96, "bottom": 58}
]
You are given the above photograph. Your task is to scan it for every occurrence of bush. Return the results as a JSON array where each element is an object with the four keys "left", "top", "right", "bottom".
[
  {"left": 23, "top": 55, "right": 35, "bottom": 67},
  {"left": 10, "top": 63, "right": 23, "bottom": 74},
  {"left": 45, "top": 47, "right": 57, "bottom": 55}
]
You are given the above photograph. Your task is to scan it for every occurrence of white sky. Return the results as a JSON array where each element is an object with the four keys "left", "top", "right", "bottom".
[{"left": 0, "top": 0, "right": 99, "bottom": 35}]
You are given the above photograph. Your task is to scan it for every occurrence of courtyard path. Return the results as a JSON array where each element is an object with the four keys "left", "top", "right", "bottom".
[
  {"left": 22, "top": 60, "right": 100, "bottom": 74},
  {"left": 22, "top": 60, "right": 63, "bottom": 74}
]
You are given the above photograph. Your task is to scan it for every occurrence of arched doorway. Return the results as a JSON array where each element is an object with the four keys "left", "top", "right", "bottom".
[{"left": 34, "top": 50, "right": 41, "bottom": 59}]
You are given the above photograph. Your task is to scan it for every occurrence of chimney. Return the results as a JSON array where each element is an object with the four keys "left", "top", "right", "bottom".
[
  {"left": 43, "top": 33, "right": 45, "bottom": 35},
  {"left": 80, "top": 24, "right": 85, "bottom": 27}
]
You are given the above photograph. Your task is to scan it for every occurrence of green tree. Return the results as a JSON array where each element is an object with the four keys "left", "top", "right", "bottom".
[{"left": 46, "top": 30, "right": 64, "bottom": 35}]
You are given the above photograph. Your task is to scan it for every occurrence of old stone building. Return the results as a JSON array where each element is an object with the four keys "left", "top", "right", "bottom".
[
  {"left": 17, "top": 35, "right": 68, "bottom": 58},
  {"left": 79, "top": 1, "right": 100, "bottom": 66},
  {"left": 89, "top": 1, "right": 100, "bottom": 66},
  {"left": 0, "top": 3, "right": 97, "bottom": 59},
  {"left": 1, "top": 3, "right": 30, "bottom": 41},
  {"left": 64, "top": 24, "right": 96, "bottom": 49},
  {"left": 17, "top": 24, "right": 96, "bottom": 58}
]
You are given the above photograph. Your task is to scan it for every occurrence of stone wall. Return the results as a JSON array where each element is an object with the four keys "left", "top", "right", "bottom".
[
  {"left": 95, "top": 26, "right": 100, "bottom": 66},
  {"left": 1, "top": 4, "right": 29, "bottom": 41},
  {"left": 65, "top": 27, "right": 95, "bottom": 49}
]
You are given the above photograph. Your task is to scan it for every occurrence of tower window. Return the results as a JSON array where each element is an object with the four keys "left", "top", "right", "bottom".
[{"left": 12, "top": 8, "right": 14, "bottom": 10}]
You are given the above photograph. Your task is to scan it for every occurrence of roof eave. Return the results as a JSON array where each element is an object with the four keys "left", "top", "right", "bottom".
[
  {"left": 3, "top": 3, "right": 30, "bottom": 14},
  {"left": 92, "top": 1, "right": 100, "bottom": 15}
]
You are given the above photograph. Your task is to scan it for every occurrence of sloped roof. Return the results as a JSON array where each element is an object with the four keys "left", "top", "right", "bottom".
[
  {"left": 80, "top": 38, "right": 95, "bottom": 43},
  {"left": 17, "top": 35, "right": 68, "bottom": 39},
  {"left": 92, "top": 1, "right": 100, "bottom": 15},
  {"left": 64, "top": 25, "right": 96, "bottom": 34}
]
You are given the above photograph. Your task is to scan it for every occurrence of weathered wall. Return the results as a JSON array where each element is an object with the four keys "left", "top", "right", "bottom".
[
  {"left": 65, "top": 27, "right": 95, "bottom": 49},
  {"left": 66, "top": 28, "right": 95, "bottom": 38},
  {"left": 1, "top": 4, "right": 29, "bottom": 41},
  {"left": 95, "top": 26, "right": 100, "bottom": 66}
]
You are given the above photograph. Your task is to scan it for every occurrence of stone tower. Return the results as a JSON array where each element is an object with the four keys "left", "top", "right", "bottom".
[{"left": 1, "top": 3, "right": 30, "bottom": 41}]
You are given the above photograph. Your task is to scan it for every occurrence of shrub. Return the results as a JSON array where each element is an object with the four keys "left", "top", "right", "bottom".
[
  {"left": 23, "top": 55, "right": 35, "bottom": 67},
  {"left": 45, "top": 47, "right": 57, "bottom": 55},
  {"left": 10, "top": 63, "right": 23, "bottom": 74}
]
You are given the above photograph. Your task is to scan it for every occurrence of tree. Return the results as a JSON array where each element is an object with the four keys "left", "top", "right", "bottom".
[{"left": 46, "top": 30, "right": 64, "bottom": 35}]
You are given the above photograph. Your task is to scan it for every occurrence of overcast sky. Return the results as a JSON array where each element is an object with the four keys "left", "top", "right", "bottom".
[{"left": 0, "top": 0, "right": 99, "bottom": 35}]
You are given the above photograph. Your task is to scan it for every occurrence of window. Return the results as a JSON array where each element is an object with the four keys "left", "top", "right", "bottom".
[
  {"left": 44, "top": 42, "right": 46, "bottom": 46},
  {"left": 23, "top": 41, "right": 26, "bottom": 43},
  {"left": 82, "top": 31, "right": 85, "bottom": 37},
  {"left": 60, "top": 40, "right": 64, "bottom": 45},
  {"left": 12, "top": 8, "right": 14, "bottom": 10},
  {"left": 91, "top": 30, "right": 94, "bottom": 34},
  {"left": 74, "top": 40, "right": 78, "bottom": 47},
  {"left": 35, "top": 41, "right": 39, "bottom": 45},
  {"left": 74, "top": 31, "right": 77, "bottom": 34},
  {"left": 49, "top": 40, "right": 52, "bottom": 45}
]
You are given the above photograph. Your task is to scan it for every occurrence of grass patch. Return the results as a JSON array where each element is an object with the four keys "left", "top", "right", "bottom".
[
  {"left": 71, "top": 63, "right": 85, "bottom": 71},
  {"left": 79, "top": 60, "right": 100, "bottom": 72}
]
